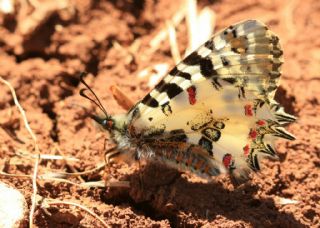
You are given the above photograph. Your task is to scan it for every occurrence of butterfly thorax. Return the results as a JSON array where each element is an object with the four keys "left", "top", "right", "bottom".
[
  {"left": 110, "top": 114, "right": 152, "bottom": 147},
  {"left": 108, "top": 114, "right": 129, "bottom": 140}
]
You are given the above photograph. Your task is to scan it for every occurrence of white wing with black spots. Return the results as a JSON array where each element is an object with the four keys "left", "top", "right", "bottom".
[{"left": 125, "top": 20, "right": 295, "bottom": 179}]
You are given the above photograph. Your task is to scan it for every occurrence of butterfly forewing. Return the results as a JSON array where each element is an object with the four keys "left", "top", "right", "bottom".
[{"left": 126, "top": 20, "right": 295, "bottom": 179}]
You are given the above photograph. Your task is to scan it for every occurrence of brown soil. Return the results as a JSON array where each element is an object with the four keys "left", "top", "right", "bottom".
[{"left": 0, "top": 0, "right": 319, "bottom": 227}]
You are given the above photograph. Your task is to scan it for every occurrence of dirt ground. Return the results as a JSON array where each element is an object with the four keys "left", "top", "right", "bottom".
[{"left": 0, "top": 0, "right": 319, "bottom": 227}]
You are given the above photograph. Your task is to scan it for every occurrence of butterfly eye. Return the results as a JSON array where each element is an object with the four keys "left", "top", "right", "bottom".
[
  {"left": 109, "top": 120, "right": 114, "bottom": 128},
  {"left": 102, "top": 119, "right": 108, "bottom": 126},
  {"left": 103, "top": 119, "right": 114, "bottom": 129}
]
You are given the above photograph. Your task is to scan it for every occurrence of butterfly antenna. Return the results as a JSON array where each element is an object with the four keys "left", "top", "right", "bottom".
[{"left": 79, "top": 72, "right": 109, "bottom": 118}]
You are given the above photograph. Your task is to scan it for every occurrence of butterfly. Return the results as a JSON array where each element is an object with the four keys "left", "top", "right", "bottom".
[{"left": 80, "top": 19, "right": 296, "bottom": 181}]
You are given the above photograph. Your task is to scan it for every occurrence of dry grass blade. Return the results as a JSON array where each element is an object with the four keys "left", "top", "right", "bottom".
[
  {"left": 0, "top": 170, "right": 100, "bottom": 188},
  {"left": 282, "top": 0, "right": 298, "bottom": 42},
  {"left": 16, "top": 149, "right": 79, "bottom": 161},
  {"left": 185, "top": 1, "right": 215, "bottom": 56},
  {"left": 53, "top": 143, "right": 84, "bottom": 182},
  {"left": 0, "top": 171, "right": 31, "bottom": 178},
  {"left": 44, "top": 199, "right": 110, "bottom": 228},
  {"left": 148, "top": 7, "right": 185, "bottom": 55},
  {"left": 38, "top": 177, "right": 83, "bottom": 187},
  {"left": 0, "top": 76, "right": 39, "bottom": 154},
  {"left": 197, "top": 7, "right": 215, "bottom": 44},
  {"left": 80, "top": 181, "right": 106, "bottom": 188},
  {"left": 275, "top": 196, "right": 299, "bottom": 205},
  {"left": 166, "top": 20, "right": 181, "bottom": 64},
  {"left": 44, "top": 162, "right": 105, "bottom": 178},
  {"left": 185, "top": 0, "right": 198, "bottom": 55},
  {"left": 29, "top": 154, "right": 40, "bottom": 228}
]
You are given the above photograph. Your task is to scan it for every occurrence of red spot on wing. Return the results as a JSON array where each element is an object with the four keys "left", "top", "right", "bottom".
[
  {"left": 223, "top": 153, "right": 233, "bottom": 169},
  {"left": 244, "top": 104, "right": 253, "bottom": 116},
  {"left": 257, "top": 120, "right": 266, "bottom": 126},
  {"left": 187, "top": 86, "right": 197, "bottom": 105},
  {"left": 243, "top": 144, "right": 250, "bottom": 156},
  {"left": 249, "top": 128, "right": 257, "bottom": 139}
]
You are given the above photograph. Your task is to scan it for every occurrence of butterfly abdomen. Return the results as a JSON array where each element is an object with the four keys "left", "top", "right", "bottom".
[{"left": 149, "top": 142, "right": 223, "bottom": 178}]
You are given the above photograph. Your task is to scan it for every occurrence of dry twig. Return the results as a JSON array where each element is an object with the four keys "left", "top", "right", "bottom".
[
  {"left": 46, "top": 163, "right": 105, "bottom": 178},
  {"left": 43, "top": 199, "right": 110, "bottom": 228},
  {"left": 0, "top": 76, "right": 39, "bottom": 153},
  {"left": 29, "top": 154, "right": 40, "bottom": 227},
  {"left": 166, "top": 21, "right": 181, "bottom": 64},
  {"left": 148, "top": 7, "right": 185, "bottom": 56},
  {"left": 0, "top": 170, "right": 103, "bottom": 188}
]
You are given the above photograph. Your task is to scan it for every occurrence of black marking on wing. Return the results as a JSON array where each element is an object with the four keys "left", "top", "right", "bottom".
[
  {"left": 266, "top": 144, "right": 276, "bottom": 156},
  {"left": 231, "top": 47, "right": 239, "bottom": 54},
  {"left": 271, "top": 35, "right": 279, "bottom": 44},
  {"left": 247, "top": 153, "right": 261, "bottom": 171},
  {"left": 170, "top": 66, "right": 192, "bottom": 80},
  {"left": 141, "top": 94, "right": 159, "bottom": 107},
  {"left": 238, "top": 86, "right": 246, "bottom": 99},
  {"left": 260, "top": 144, "right": 276, "bottom": 157},
  {"left": 204, "top": 40, "right": 215, "bottom": 50},
  {"left": 272, "top": 62, "right": 282, "bottom": 72},
  {"left": 253, "top": 154, "right": 260, "bottom": 170},
  {"left": 269, "top": 72, "right": 281, "bottom": 80},
  {"left": 198, "top": 137, "right": 213, "bottom": 156},
  {"left": 190, "top": 119, "right": 212, "bottom": 131},
  {"left": 211, "top": 77, "right": 222, "bottom": 90},
  {"left": 268, "top": 85, "right": 278, "bottom": 92},
  {"left": 155, "top": 80, "right": 166, "bottom": 91},
  {"left": 164, "top": 83, "right": 183, "bottom": 99},
  {"left": 161, "top": 101, "right": 172, "bottom": 116},
  {"left": 183, "top": 51, "right": 203, "bottom": 65},
  {"left": 167, "top": 129, "right": 187, "bottom": 142},
  {"left": 272, "top": 50, "right": 283, "bottom": 58},
  {"left": 221, "top": 56, "right": 230, "bottom": 66},
  {"left": 155, "top": 80, "right": 184, "bottom": 99},
  {"left": 231, "top": 28, "right": 237, "bottom": 38},
  {"left": 200, "top": 57, "right": 217, "bottom": 78},
  {"left": 222, "top": 77, "right": 237, "bottom": 84},
  {"left": 213, "top": 121, "right": 225, "bottom": 129},
  {"left": 130, "top": 104, "right": 141, "bottom": 119}
]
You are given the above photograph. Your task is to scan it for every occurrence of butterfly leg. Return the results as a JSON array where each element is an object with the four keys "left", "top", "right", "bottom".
[
  {"left": 137, "top": 158, "right": 145, "bottom": 191},
  {"left": 104, "top": 147, "right": 130, "bottom": 188}
]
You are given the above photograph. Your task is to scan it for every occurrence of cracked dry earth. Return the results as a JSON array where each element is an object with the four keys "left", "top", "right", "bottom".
[{"left": 0, "top": 0, "right": 319, "bottom": 227}]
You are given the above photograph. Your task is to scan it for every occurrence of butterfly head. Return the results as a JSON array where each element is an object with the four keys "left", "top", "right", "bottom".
[
  {"left": 79, "top": 72, "right": 115, "bottom": 132},
  {"left": 90, "top": 115, "right": 115, "bottom": 131}
]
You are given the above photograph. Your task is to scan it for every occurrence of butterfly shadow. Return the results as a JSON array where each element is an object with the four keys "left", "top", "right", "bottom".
[{"left": 103, "top": 161, "right": 303, "bottom": 227}]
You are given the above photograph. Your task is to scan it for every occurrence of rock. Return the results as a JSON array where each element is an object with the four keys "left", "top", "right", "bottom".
[{"left": 0, "top": 182, "right": 27, "bottom": 228}]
